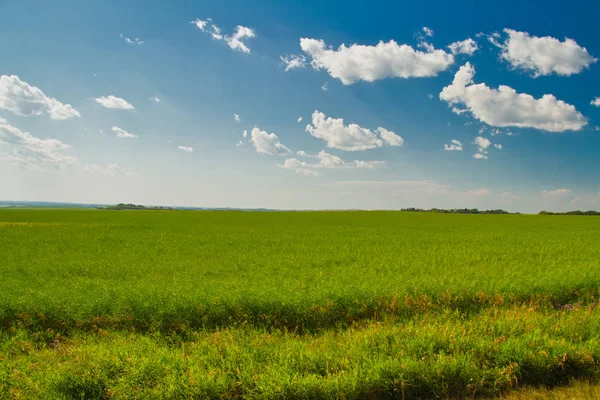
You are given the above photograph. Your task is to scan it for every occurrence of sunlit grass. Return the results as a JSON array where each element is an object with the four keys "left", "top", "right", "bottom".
[{"left": 1, "top": 209, "right": 600, "bottom": 398}]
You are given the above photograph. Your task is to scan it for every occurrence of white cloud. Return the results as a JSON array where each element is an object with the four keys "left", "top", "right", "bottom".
[
  {"left": 474, "top": 136, "right": 491, "bottom": 153},
  {"left": 440, "top": 63, "right": 587, "bottom": 132},
  {"left": 306, "top": 111, "right": 403, "bottom": 151},
  {"left": 280, "top": 54, "right": 307, "bottom": 71},
  {"left": 191, "top": 19, "right": 208, "bottom": 31},
  {"left": 0, "top": 75, "right": 80, "bottom": 120},
  {"left": 377, "top": 127, "right": 404, "bottom": 147},
  {"left": 112, "top": 126, "right": 138, "bottom": 138},
  {"left": 321, "top": 82, "right": 328, "bottom": 91},
  {"left": 297, "top": 117, "right": 303, "bottom": 123},
  {"left": 120, "top": 34, "right": 143, "bottom": 45},
  {"left": 226, "top": 26, "right": 256, "bottom": 53},
  {"left": 350, "top": 160, "right": 386, "bottom": 169},
  {"left": 468, "top": 188, "right": 491, "bottom": 196},
  {"left": 242, "top": 129, "right": 248, "bottom": 138},
  {"left": 298, "top": 38, "right": 454, "bottom": 84},
  {"left": 494, "top": 143, "right": 503, "bottom": 150},
  {"left": 95, "top": 95, "right": 135, "bottom": 110},
  {"left": 150, "top": 96, "right": 160, "bottom": 103},
  {"left": 282, "top": 150, "right": 385, "bottom": 175},
  {"left": 591, "top": 97, "right": 600, "bottom": 107},
  {"left": 0, "top": 118, "right": 78, "bottom": 169},
  {"left": 541, "top": 188, "right": 572, "bottom": 196},
  {"left": 236, "top": 140, "right": 244, "bottom": 147},
  {"left": 191, "top": 19, "right": 256, "bottom": 53},
  {"left": 428, "top": 94, "right": 434, "bottom": 100},
  {"left": 448, "top": 38, "right": 478, "bottom": 55},
  {"left": 496, "top": 29, "right": 596, "bottom": 77},
  {"left": 444, "top": 139, "right": 462, "bottom": 151},
  {"left": 84, "top": 163, "right": 136, "bottom": 177},
  {"left": 250, "top": 127, "right": 291, "bottom": 155},
  {"left": 473, "top": 153, "right": 487, "bottom": 160},
  {"left": 178, "top": 146, "right": 194, "bottom": 152},
  {"left": 422, "top": 27, "right": 434, "bottom": 37},
  {"left": 234, "top": 114, "right": 241, "bottom": 123}
]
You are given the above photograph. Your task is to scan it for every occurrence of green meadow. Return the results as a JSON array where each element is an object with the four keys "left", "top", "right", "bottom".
[{"left": 2, "top": 209, "right": 600, "bottom": 399}]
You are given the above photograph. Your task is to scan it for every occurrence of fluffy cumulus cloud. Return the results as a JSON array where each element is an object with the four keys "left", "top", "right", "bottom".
[
  {"left": 250, "top": 127, "right": 291, "bottom": 155},
  {"left": 444, "top": 139, "right": 463, "bottom": 151},
  {"left": 474, "top": 136, "right": 491, "bottom": 153},
  {"left": 178, "top": 146, "right": 194, "bottom": 152},
  {"left": 191, "top": 18, "right": 256, "bottom": 53},
  {"left": 377, "top": 127, "right": 404, "bottom": 146},
  {"left": 297, "top": 117, "right": 303, "bottom": 123},
  {"left": 306, "top": 111, "right": 403, "bottom": 151},
  {"left": 296, "top": 38, "right": 454, "bottom": 85},
  {"left": 281, "top": 150, "right": 385, "bottom": 176},
  {"left": 111, "top": 126, "right": 138, "bottom": 138},
  {"left": 440, "top": 63, "right": 587, "bottom": 132},
  {"left": 448, "top": 38, "right": 478, "bottom": 55},
  {"left": 496, "top": 29, "right": 596, "bottom": 77},
  {"left": 0, "top": 75, "right": 80, "bottom": 120},
  {"left": 591, "top": 97, "right": 600, "bottom": 107},
  {"left": 0, "top": 118, "right": 78, "bottom": 169},
  {"left": 95, "top": 95, "right": 135, "bottom": 110}
]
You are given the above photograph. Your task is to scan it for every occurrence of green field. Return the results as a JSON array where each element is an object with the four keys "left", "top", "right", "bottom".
[{"left": 2, "top": 209, "right": 600, "bottom": 399}]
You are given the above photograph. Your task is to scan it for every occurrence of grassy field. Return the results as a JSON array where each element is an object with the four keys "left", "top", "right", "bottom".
[{"left": 1, "top": 209, "right": 600, "bottom": 398}]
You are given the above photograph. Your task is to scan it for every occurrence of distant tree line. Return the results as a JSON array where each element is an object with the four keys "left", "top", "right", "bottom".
[
  {"left": 401, "top": 208, "right": 510, "bottom": 214},
  {"left": 99, "top": 203, "right": 173, "bottom": 211},
  {"left": 539, "top": 210, "right": 600, "bottom": 216}
]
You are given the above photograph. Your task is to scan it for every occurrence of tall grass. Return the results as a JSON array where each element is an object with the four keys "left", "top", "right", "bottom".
[{"left": 1, "top": 209, "right": 600, "bottom": 398}]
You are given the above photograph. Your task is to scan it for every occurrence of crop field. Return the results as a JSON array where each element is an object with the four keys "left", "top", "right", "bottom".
[{"left": 2, "top": 209, "right": 600, "bottom": 399}]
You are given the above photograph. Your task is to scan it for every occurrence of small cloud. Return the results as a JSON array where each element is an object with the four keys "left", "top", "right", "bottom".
[
  {"left": 591, "top": 97, "right": 600, "bottom": 107},
  {"left": 242, "top": 129, "right": 248, "bottom": 138},
  {"left": 234, "top": 114, "right": 241, "bottom": 123},
  {"left": 447, "top": 38, "right": 478, "bottom": 55},
  {"left": 95, "top": 95, "right": 135, "bottom": 110},
  {"left": 178, "top": 146, "right": 194, "bottom": 152},
  {"left": 474, "top": 136, "right": 491, "bottom": 154},
  {"left": 121, "top": 34, "right": 143, "bottom": 45},
  {"left": 473, "top": 153, "right": 487, "bottom": 160},
  {"left": 321, "top": 82, "right": 328, "bottom": 91},
  {"left": 444, "top": 139, "right": 463, "bottom": 151},
  {"left": 150, "top": 96, "right": 160, "bottom": 103},
  {"left": 428, "top": 94, "right": 434, "bottom": 100},
  {"left": 191, "top": 18, "right": 256, "bottom": 53},
  {"left": 280, "top": 54, "right": 307, "bottom": 71},
  {"left": 112, "top": 126, "right": 138, "bottom": 138},
  {"left": 297, "top": 117, "right": 303, "bottom": 123},
  {"left": 422, "top": 26, "right": 434, "bottom": 37},
  {"left": 494, "top": 143, "right": 503, "bottom": 150}
]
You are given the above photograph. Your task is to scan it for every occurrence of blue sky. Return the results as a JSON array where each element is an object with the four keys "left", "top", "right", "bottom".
[{"left": 0, "top": 0, "right": 599, "bottom": 212}]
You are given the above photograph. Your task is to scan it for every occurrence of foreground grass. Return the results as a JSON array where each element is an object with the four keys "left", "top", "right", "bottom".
[
  {"left": 500, "top": 380, "right": 600, "bottom": 399},
  {"left": 3, "top": 305, "right": 600, "bottom": 399},
  {"left": 2, "top": 209, "right": 600, "bottom": 398}
]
